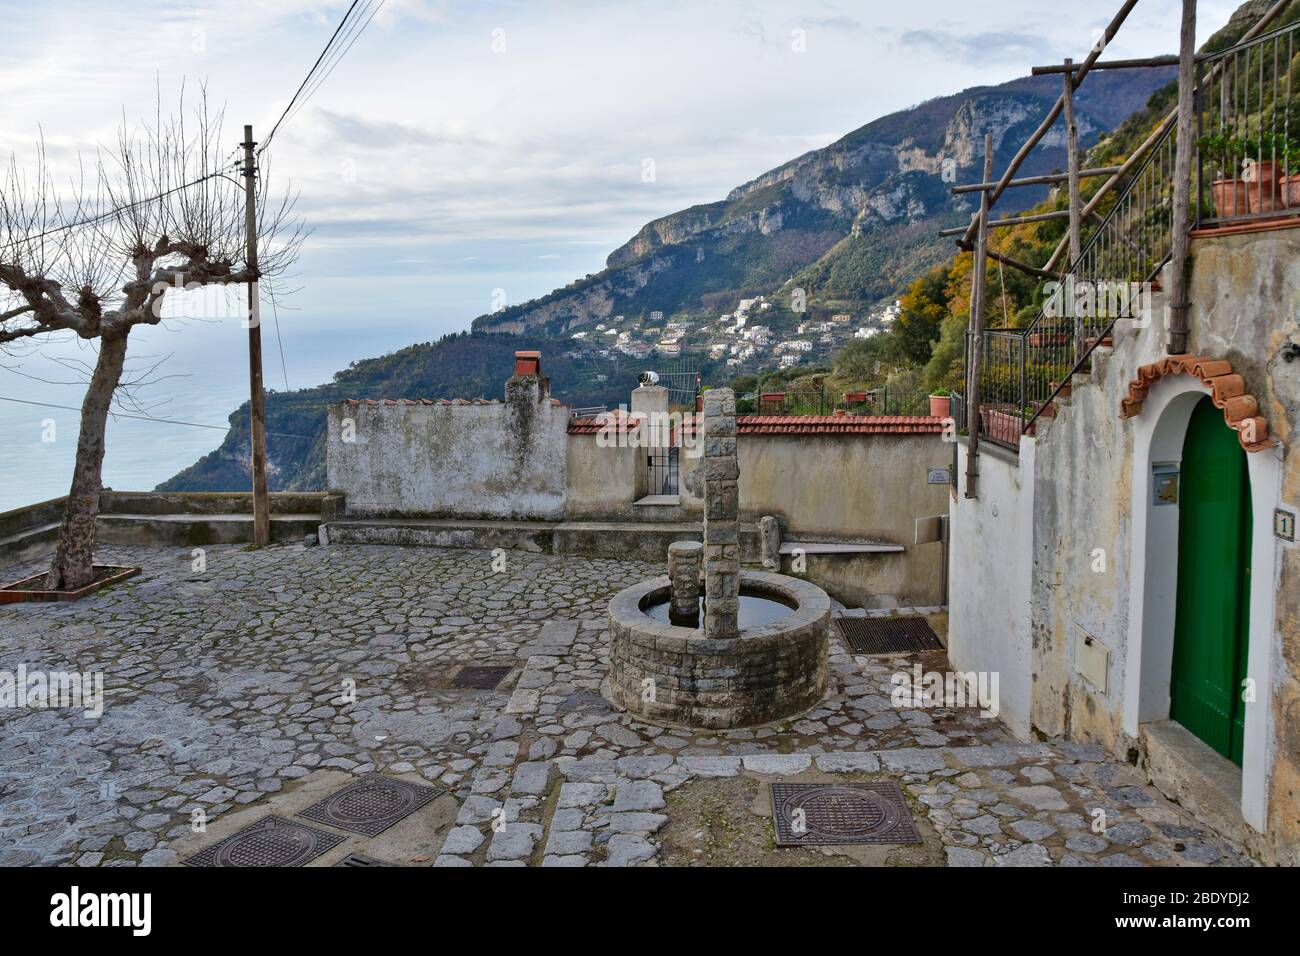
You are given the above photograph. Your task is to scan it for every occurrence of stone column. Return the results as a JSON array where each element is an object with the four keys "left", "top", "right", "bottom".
[
  {"left": 759, "top": 515, "right": 781, "bottom": 571},
  {"left": 701, "top": 389, "right": 740, "bottom": 640},
  {"left": 667, "top": 540, "right": 702, "bottom": 625}
]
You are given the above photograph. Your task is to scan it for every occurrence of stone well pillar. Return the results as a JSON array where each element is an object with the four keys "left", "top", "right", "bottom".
[
  {"left": 701, "top": 389, "right": 739, "bottom": 640},
  {"left": 667, "top": 540, "right": 702, "bottom": 625}
]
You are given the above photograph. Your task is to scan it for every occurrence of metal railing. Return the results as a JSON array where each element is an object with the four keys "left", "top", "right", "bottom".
[
  {"left": 1196, "top": 21, "right": 1300, "bottom": 226},
  {"left": 647, "top": 449, "right": 679, "bottom": 496},
  {"left": 748, "top": 387, "right": 938, "bottom": 417}
]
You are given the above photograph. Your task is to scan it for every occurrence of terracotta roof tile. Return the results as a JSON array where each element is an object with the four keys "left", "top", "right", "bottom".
[
  {"left": 1120, "top": 354, "right": 1274, "bottom": 452},
  {"left": 567, "top": 410, "right": 643, "bottom": 435},
  {"left": 737, "top": 415, "right": 946, "bottom": 435}
]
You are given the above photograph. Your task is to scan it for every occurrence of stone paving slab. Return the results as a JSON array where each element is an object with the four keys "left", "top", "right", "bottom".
[{"left": 0, "top": 543, "right": 1255, "bottom": 868}]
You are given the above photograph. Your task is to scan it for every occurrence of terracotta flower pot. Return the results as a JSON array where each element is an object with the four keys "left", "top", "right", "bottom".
[
  {"left": 1245, "top": 159, "right": 1282, "bottom": 214},
  {"left": 1211, "top": 178, "right": 1250, "bottom": 218},
  {"left": 928, "top": 394, "right": 951, "bottom": 418},
  {"left": 1281, "top": 174, "right": 1300, "bottom": 210}
]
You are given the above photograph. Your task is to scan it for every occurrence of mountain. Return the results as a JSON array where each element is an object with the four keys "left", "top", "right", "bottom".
[
  {"left": 159, "top": 67, "right": 1174, "bottom": 494},
  {"left": 470, "top": 69, "right": 1173, "bottom": 337}
]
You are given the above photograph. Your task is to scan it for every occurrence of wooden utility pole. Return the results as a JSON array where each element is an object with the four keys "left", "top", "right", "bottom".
[
  {"left": 965, "top": 133, "right": 993, "bottom": 500},
  {"left": 1167, "top": 0, "right": 1197, "bottom": 355},
  {"left": 1063, "top": 59, "right": 1083, "bottom": 362},
  {"left": 1063, "top": 60, "right": 1083, "bottom": 266},
  {"left": 242, "top": 125, "right": 270, "bottom": 546}
]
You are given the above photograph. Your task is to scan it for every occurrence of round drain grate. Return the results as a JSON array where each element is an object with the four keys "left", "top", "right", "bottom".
[
  {"left": 184, "top": 816, "right": 344, "bottom": 867},
  {"left": 298, "top": 775, "right": 444, "bottom": 837},
  {"left": 771, "top": 782, "right": 922, "bottom": 846},
  {"left": 783, "top": 786, "right": 899, "bottom": 840}
]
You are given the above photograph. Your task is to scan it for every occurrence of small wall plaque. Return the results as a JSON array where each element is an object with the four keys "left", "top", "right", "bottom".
[
  {"left": 1152, "top": 463, "right": 1179, "bottom": 507},
  {"left": 927, "top": 467, "right": 951, "bottom": 485},
  {"left": 1275, "top": 508, "right": 1296, "bottom": 543},
  {"left": 1073, "top": 625, "right": 1109, "bottom": 694}
]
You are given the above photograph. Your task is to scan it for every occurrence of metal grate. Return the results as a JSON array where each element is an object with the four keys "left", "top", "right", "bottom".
[
  {"left": 298, "top": 775, "right": 444, "bottom": 837},
  {"left": 452, "top": 665, "right": 514, "bottom": 690},
  {"left": 771, "top": 782, "right": 921, "bottom": 847},
  {"left": 335, "top": 852, "right": 392, "bottom": 867},
  {"left": 184, "top": 815, "right": 344, "bottom": 867},
  {"left": 835, "top": 616, "right": 943, "bottom": 654}
]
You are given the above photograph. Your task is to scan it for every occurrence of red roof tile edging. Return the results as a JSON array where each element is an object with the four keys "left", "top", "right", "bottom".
[{"left": 1119, "top": 354, "right": 1274, "bottom": 452}]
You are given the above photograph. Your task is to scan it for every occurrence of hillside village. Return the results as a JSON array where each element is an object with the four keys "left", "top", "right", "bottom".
[{"left": 566, "top": 295, "right": 900, "bottom": 371}]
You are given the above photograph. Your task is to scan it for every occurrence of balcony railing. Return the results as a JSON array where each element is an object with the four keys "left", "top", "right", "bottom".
[{"left": 1196, "top": 21, "right": 1300, "bottom": 226}]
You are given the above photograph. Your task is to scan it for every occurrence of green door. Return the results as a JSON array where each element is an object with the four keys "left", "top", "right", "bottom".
[{"left": 1170, "top": 396, "right": 1252, "bottom": 765}]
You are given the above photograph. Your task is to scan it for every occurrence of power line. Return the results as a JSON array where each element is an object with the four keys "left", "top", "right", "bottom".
[
  {"left": 275, "top": 0, "right": 386, "bottom": 136},
  {"left": 0, "top": 395, "right": 317, "bottom": 440},
  {"left": 0, "top": 160, "right": 242, "bottom": 253},
  {"left": 260, "top": 0, "right": 371, "bottom": 154}
]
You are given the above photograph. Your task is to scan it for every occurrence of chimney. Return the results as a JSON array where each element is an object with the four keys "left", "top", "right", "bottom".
[
  {"left": 514, "top": 350, "right": 541, "bottom": 377},
  {"left": 506, "top": 350, "right": 548, "bottom": 404}
]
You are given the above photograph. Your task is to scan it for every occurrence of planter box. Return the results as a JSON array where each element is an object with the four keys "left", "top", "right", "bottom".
[
  {"left": 1027, "top": 331, "right": 1069, "bottom": 347},
  {"left": 1246, "top": 160, "right": 1282, "bottom": 214},
  {"left": 0, "top": 565, "right": 141, "bottom": 604},
  {"left": 1212, "top": 178, "right": 1251, "bottom": 218},
  {"left": 1282, "top": 175, "right": 1300, "bottom": 210},
  {"left": 980, "top": 407, "right": 1033, "bottom": 445}
]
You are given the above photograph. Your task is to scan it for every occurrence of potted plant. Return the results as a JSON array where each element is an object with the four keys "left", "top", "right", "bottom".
[
  {"left": 1198, "top": 132, "right": 1249, "bottom": 217},
  {"left": 928, "top": 392, "right": 952, "bottom": 418},
  {"left": 1281, "top": 141, "right": 1300, "bottom": 210},
  {"left": 1242, "top": 132, "right": 1289, "bottom": 214}
]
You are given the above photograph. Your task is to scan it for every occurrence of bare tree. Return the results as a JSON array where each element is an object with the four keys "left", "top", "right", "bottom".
[{"left": 0, "top": 92, "right": 305, "bottom": 590}]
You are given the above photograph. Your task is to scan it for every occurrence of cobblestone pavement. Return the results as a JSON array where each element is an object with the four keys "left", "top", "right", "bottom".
[{"left": 0, "top": 544, "right": 1253, "bottom": 867}]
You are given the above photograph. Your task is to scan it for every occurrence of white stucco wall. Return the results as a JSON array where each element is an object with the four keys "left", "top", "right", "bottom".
[
  {"left": 326, "top": 388, "right": 569, "bottom": 519},
  {"left": 948, "top": 439, "right": 1035, "bottom": 738}
]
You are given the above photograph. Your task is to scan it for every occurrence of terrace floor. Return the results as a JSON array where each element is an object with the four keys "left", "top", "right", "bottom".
[{"left": 0, "top": 543, "right": 1253, "bottom": 867}]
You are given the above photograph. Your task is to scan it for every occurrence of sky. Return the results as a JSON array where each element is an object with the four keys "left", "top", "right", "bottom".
[
  {"left": 0, "top": 0, "right": 1246, "bottom": 508},
  {"left": 0, "top": 0, "right": 1245, "bottom": 334}
]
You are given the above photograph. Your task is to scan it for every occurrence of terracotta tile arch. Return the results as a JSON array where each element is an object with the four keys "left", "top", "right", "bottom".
[{"left": 1119, "top": 354, "right": 1275, "bottom": 452}]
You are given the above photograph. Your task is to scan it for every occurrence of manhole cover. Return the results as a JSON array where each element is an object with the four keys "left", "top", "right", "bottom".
[
  {"left": 298, "top": 775, "right": 443, "bottom": 837},
  {"left": 184, "top": 816, "right": 344, "bottom": 867},
  {"left": 835, "top": 616, "right": 943, "bottom": 654},
  {"left": 771, "top": 782, "right": 921, "bottom": 846},
  {"left": 452, "top": 665, "right": 514, "bottom": 690},
  {"left": 335, "top": 852, "right": 392, "bottom": 867}
]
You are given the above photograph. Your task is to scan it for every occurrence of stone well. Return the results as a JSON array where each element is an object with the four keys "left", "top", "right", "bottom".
[
  {"left": 607, "top": 569, "right": 831, "bottom": 729},
  {"left": 605, "top": 387, "right": 831, "bottom": 729}
]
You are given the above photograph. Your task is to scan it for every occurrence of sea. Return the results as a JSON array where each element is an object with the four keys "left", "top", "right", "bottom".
[{"left": 0, "top": 295, "right": 472, "bottom": 514}]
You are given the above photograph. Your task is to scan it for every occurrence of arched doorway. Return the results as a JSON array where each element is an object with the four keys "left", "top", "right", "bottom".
[
  {"left": 1123, "top": 367, "right": 1281, "bottom": 832},
  {"left": 1170, "top": 395, "right": 1252, "bottom": 765}
]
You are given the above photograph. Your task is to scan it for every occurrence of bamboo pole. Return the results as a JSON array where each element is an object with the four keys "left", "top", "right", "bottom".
[
  {"left": 957, "top": 0, "right": 1140, "bottom": 248},
  {"left": 1032, "top": 54, "right": 1181, "bottom": 74},
  {"left": 951, "top": 166, "right": 1122, "bottom": 193},
  {"left": 965, "top": 134, "right": 994, "bottom": 500},
  {"left": 939, "top": 209, "right": 1070, "bottom": 238},
  {"left": 1167, "top": 0, "right": 1197, "bottom": 355}
]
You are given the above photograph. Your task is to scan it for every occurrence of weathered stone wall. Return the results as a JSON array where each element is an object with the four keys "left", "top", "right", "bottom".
[
  {"left": 737, "top": 433, "right": 952, "bottom": 607},
  {"left": 326, "top": 379, "right": 568, "bottom": 520}
]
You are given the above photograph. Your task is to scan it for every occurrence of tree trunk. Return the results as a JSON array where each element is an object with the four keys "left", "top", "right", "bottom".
[{"left": 46, "top": 332, "right": 129, "bottom": 590}]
